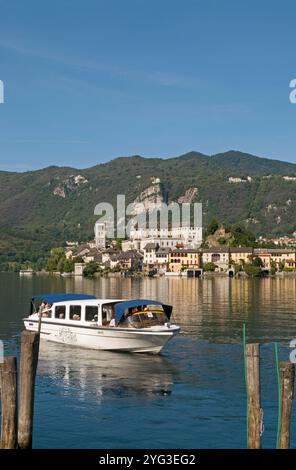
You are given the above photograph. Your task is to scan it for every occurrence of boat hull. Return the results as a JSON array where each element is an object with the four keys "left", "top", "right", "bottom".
[{"left": 23, "top": 319, "right": 180, "bottom": 354}]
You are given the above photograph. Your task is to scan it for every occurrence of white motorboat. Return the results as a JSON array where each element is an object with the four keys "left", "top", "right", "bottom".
[{"left": 23, "top": 294, "right": 180, "bottom": 354}]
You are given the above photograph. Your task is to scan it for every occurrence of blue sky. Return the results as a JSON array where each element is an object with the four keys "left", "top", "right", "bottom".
[{"left": 0, "top": 0, "right": 295, "bottom": 171}]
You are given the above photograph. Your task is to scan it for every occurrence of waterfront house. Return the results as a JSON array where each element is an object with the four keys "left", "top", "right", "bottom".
[
  {"left": 74, "top": 262, "right": 85, "bottom": 276},
  {"left": 65, "top": 247, "right": 75, "bottom": 259},
  {"left": 254, "top": 248, "right": 296, "bottom": 270},
  {"left": 168, "top": 249, "right": 201, "bottom": 273},
  {"left": 109, "top": 254, "right": 121, "bottom": 269},
  {"left": 117, "top": 250, "right": 143, "bottom": 272},
  {"left": 143, "top": 243, "right": 159, "bottom": 269},
  {"left": 269, "top": 249, "right": 296, "bottom": 269},
  {"left": 102, "top": 247, "right": 120, "bottom": 264},
  {"left": 83, "top": 248, "right": 103, "bottom": 264},
  {"left": 202, "top": 247, "right": 230, "bottom": 271},
  {"left": 155, "top": 247, "right": 171, "bottom": 272},
  {"left": 229, "top": 247, "right": 253, "bottom": 266},
  {"left": 74, "top": 244, "right": 91, "bottom": 258},
  {"left": 253, "top": 249, "right": 272, "bottom": 269}
]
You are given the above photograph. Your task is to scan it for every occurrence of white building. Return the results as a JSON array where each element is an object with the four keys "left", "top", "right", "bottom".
[
  {"left": 74, "top": 263, "right": 85, "bottom": 276},
  {"left": 155, "top": 247, "right": 171, "bottom": 272},
  {"left": 283, "top": 176, "right": 296, "bottom": 181},
  {"left": 228, "top": 177, "right": 250, "bottom": 183},
  {"left": 143, "top": 243, "right": 159, "bottom": 266},
  {"left": 129, "top": 226, "right": 202, "bottom": 250},
  {"left": 121, "top": 240, "right": 135, "bottom": 251},
  {"left": 95, "top": 222, "right": 106, "bottom": 249},
  {"left": 95, "top": 220, "right": 202, "bottom": 251}
]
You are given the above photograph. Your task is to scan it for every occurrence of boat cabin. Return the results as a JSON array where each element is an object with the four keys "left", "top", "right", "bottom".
[{"left": 29, "top": 294, "right": 172, "bottom": 329}]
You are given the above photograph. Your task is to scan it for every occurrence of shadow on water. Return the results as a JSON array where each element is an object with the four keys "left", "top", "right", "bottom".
[{"left": 38, "top": 341, "right": 177, "bottom": 399}]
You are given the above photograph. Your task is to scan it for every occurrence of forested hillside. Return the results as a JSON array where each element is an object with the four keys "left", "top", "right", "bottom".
[{"left": 1, "top": 150, "right": 296, "bottom": 269}]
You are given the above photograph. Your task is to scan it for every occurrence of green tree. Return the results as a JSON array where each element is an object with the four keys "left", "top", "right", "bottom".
[
  {"left": 278, "top": 261, "right": 285, "bottom": 272},
  {"left": 45, "top": 247, "right": 65, "bottom": 272},
  {"left": 233, "top": 262, "right": 243, "bottom": 274},
  {"left": 63, "top": 258, "right": 74, "bottom": 273},
  {"left": 83, "top": 261, "right": 99, "bottom": 277},
  {"left": 230, "top": 224, "right": 256, "bottom": 247},
  {"left": 207, "top": 218, "right": 219, "bottom": 235},
  {"left": 203, "top": 262, "right": 217, "bottom": 272},
  {"left": 57, "top": 256, "right": 66, "bottom": 273},
  {"left": 270, "top": 260, "right": 277, "bottom": 275},
  {"left": 218, "top": 237, "right": 227, "bottom": 245},
  {"left": 51, "top": 247, "right": 65, "bottom": 259},
  {"left": 244, "top": 264, "right": 262, "bottom": 277},
  {"left": 46, "top": 257, "right": 58, "bottom": 272},
  {"left": 253, "top": 256, "right": 263, "bottom": 267}
]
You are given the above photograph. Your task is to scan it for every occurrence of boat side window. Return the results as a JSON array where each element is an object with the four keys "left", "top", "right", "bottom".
[
  {"left": 55, "top": 305, "right": 66, "bottom": 320},
  {"left": 85, "top": 306, "right": 98, "bottom": 322},
  {"left": 70, "top": 305, "right": 81, "bottom": 321},
  {"left": 102, "top": 305, "right": 112, "bottom": 325}
]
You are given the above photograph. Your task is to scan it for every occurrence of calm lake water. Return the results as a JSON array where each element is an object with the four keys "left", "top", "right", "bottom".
[{"left": 1, "top": 272, "right": 296, "bottom": 449}]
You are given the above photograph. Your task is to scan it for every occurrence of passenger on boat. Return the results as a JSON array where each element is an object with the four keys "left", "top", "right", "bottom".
[
  {"left": 38, "top": 302, "right": 46, "bottom": 314},
  {"left": 42, "top": 303, "right": 52, "bottom": 318},
  {"left": 131, "top": 306, "right": 142, "bottom": 314},
  {"left": 37, "top": 302, "right": 51, "bottom": 317}
]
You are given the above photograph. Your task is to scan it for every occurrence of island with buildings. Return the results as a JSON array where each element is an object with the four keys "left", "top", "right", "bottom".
[{"left": 38, "top": 220, "right": 296, "bottom": 279}]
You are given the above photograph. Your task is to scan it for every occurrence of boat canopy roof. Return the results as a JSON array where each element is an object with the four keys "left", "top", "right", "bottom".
[
  {"left": 114, "top": 299, "right": 172, "bottom": 323},
  {"left": 32, "top": 293, "right": 97, "bottom": 304}
]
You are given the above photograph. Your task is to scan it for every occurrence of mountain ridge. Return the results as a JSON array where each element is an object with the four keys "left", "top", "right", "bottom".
[{"left": 2, "top": 149, "right": 295, "bottom": 174}]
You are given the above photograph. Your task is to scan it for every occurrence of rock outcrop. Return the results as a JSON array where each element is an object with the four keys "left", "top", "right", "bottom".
[
  {"left": 53, "top": 174, "right": 88, "bottom": 198},
  {"left": 132, "top": 183, "right": 166, "bottom": 214},
  {"left": 177, "top": 187, "right": 198, "bottom": 204}
]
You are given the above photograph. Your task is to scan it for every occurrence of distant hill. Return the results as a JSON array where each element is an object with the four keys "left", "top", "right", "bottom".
[{"left": 1, "top": 150, "right": 296, "bottom": 268}]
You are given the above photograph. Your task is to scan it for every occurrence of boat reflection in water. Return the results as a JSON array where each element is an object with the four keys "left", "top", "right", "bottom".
[{"left": 38, "top": 341, "right": 176, "bottom": 401}]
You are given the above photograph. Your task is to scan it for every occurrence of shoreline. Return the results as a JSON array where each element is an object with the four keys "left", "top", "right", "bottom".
[{"left": 15, "top": 270, "right": 296, "bottom": 278}]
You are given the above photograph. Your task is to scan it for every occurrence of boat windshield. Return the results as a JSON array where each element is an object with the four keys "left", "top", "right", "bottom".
[{"left": 120, "top": 305, "right": 168, "bottom": 328}]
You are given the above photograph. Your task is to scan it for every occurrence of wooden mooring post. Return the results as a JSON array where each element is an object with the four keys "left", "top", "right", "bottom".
[
  {"left": 278, "top": 361, "right": 295, "bottom": 449},
  {"left": 0, "top": 356, "right": 18, "bottom": 449},
  {"left": 245, "top": 343, "right": 261, "bottom": 449},
  {"left": 18, "top": 331, "right": 40, "bottom": 450}
]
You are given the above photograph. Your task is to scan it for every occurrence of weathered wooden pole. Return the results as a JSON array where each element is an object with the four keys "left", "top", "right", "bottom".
[
  {"left": 37, "top": 310, "right": 43, "bottom": 335},
  {"left": 245, "top": 343, "right": 261, "bottom": 449},
  {"left": 0, "top": 356, "right": 18, "bottom": 449},
  {"left": 278, "top": 361, "right": 295, "bottom": 449},
  {"left": 18, "top": 331, "right": 40, "bottom": 450}
]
